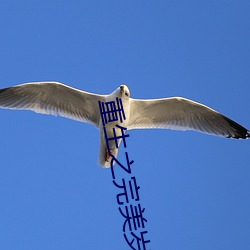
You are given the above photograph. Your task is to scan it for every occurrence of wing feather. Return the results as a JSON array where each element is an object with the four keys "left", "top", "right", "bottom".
[
  {"left": 128, "top": 97, "right": 249, "bottom": 139},
  {"left": 0, "top": 82, "right": 105, "bottom": 127}
]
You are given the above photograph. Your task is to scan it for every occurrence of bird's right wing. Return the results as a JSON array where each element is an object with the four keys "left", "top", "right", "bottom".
[
  {"left": 0, "top": 82, "right": 106, "bottom": 127},
  {"left": 128, "top": 97, "right": 249, "bottom": 139}
]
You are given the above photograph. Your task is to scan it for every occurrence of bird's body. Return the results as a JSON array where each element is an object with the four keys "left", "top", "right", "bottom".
[
  {"left": 0, "top": 82, "right": 249, "bottom": 167},
  {"left": 98, "top": 86, "right": 131, "bottom": 167}
]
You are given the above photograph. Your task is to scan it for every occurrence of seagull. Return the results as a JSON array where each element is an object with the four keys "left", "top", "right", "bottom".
[{"left": 0, "top": 82, "right": 249, "bottom": 167}]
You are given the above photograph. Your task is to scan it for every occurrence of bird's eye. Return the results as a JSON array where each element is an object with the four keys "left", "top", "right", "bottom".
[{"left": 125, "top": 92, "right": 129, "bottom": 97}]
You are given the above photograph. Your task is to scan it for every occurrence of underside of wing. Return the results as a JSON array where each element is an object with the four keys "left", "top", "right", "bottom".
[
  {"left": 0, "top": 82, "right": 106, "bottom": 127},
  {"left": 128, "top": 97, "right": 249, "bottom": 139}
]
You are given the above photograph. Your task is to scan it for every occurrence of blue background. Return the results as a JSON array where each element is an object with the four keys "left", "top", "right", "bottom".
[{"left": 0, "top": 1, "right": 249, "bottom": 249}]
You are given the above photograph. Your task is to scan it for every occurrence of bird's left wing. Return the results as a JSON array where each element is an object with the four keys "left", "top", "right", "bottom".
[
  {"left": 0, "top": 82, "right": 106, "bottom": 127},
  {"left": 128, "top": 97, "right": 249, "bottom": 139}
]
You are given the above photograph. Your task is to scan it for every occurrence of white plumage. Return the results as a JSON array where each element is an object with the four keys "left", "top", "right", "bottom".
[{"left": 0, "top": 82, "right": 249, "bottom": 167}]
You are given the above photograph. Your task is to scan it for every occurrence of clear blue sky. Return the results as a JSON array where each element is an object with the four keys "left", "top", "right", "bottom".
[{"left": 0, "top": 1, "right": 249, "bottom": 250}]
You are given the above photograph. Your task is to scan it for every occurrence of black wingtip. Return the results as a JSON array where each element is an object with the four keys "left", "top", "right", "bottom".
[
  {"left": 0, "top": 88, "right": 8, "bottom": 94},
  {"left": 222, "top": 115, "right": 250, "bottom": 139}
]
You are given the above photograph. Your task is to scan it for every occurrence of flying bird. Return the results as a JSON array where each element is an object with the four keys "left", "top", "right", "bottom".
[{"left": 0, "top": 82, "right": 249, "bottom": 167}]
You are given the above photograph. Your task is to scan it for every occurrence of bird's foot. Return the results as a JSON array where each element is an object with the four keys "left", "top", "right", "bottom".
[{"left": 105, "top": 150, "right": 111, "bottom": 162}]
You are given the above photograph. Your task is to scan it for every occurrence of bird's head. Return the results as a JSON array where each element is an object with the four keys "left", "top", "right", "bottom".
[
  {"left": 119, "top": 84, "right": 130, "bottom": 98},
  {"left": 109, "top": 84, "right": 130, "bottom": 102}
]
